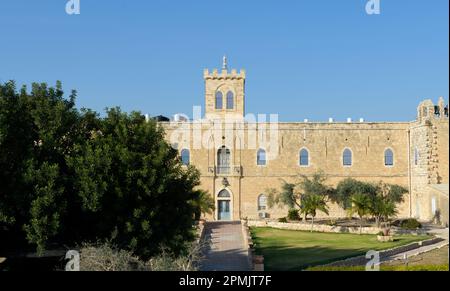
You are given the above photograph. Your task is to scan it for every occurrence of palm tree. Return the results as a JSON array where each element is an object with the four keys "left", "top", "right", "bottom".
[
  {"left": 371, "top": 196, "right": 397, "bottom": 228},
  {"left": 371, "top": 182, "right": 404, "bottom": 228},
  {"left": 379, "top": 199, "right": 397, "bottom": 229},
  {"left": 348, "top": 193, "right": 371, "bottom": 234},
  {"left": 267, "top": 172, "right": 335, "bottom": 223},
  {"left": 371, "top": 196, "right": 384, "bottom": 228},
  {"left": 301, "top": 194, "right": 329, "bottom": 232},
  {"left": 192, "top": 190, "right": 215, "bottom": 221}
]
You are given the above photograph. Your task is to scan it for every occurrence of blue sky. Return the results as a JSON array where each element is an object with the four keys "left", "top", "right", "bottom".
[{"left": 0, "top": 0, "right": 448, "bottom": 121}]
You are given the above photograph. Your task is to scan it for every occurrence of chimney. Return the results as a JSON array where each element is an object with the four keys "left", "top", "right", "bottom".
[
  {"left": 328, "top": 118, "right": 334, "bottom": 123},
  {"left": 347, "top": 118, "right": 352, "bottom": 123},
  {"left": 359, "top": 118, "right": 365, "bottom": 123}
]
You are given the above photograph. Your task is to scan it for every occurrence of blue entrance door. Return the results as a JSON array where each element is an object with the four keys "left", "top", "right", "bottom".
[{"left": 218, "top": 200, "right": 231, "bottom": 221}]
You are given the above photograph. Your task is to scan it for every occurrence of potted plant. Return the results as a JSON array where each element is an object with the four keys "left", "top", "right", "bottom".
[{"left": 377, "top": 228, "right": 394, "bottom": 242}]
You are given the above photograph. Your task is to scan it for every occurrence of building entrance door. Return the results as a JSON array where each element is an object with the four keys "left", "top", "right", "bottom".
[{"left": 218, "top": 200, "right": 231, "bottom": 221}]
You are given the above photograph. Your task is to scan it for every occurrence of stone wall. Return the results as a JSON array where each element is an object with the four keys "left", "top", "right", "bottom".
[
  {"left": 246, "top": 220, "right": 429, "bottom": 236},
  {"left": 325, "top": 237, "right": 446, "bottom": 267},
  {"left": 241, "top": 220, "right": 264, "bottom": 271},
  {"left": 410, "top": 99, "right": 449, "bottom": 221},
  {"left": 438, "top": 191, "right": 449, "bottom": 227},
  {"left": 204, "top": 68, "right": 246, "bottom": 120},
  {"left": 164, "top": 121, "right": 413, "bottom": 220},
  {"left": 425, "top": 185, "right": 449, "bottom": 226}
]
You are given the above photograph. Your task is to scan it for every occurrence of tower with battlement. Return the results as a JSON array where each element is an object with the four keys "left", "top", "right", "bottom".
[{"left": 204, "top": 57, "right": 246, "bottom": 120}]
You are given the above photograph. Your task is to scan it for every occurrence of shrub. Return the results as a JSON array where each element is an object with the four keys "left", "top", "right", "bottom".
[
  {"left": 287, "top": 209, "right": 301, "bottom": 221},
  {"left": 400, "top": 219, "right": 422, "bottom": 230},
  {"left": 79, "top": 242, "right": 149, "bottom": 271},
  {"left": 278, "top": 217, "right": 288, "bottom": 223},
  {"left": 326, "top": 220, "right": 337, "bottom": 227},
  {"left": 149, "top": 252, "right": 198, "bottom": 271},
  {"left": 78, "top": 241, "right": 204, "bottom": 271},
  {"left": 378, "top": 228, "right": 391, "bottom": 236},
  {"left": 149, "top": 242, "right": 204, "bottom": 271}
]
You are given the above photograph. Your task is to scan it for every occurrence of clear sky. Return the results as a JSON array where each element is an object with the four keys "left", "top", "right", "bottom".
[{"left": 0, "top": 0, "right": 448, "bottom": 122}]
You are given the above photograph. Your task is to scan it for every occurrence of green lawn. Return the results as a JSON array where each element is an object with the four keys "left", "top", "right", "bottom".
[{"left": 251, "top": 227, "right": 430, "bottom": 271}]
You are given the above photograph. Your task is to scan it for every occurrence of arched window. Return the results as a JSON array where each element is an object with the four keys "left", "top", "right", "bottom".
[
  {"left": 215, "top": 91, "right": 223, "bottom": 110},
  {"left": 384, "top": 149, "right": 394, "bottom": 166},
  {"left": 414, "top": 147, "right": 419, "bottom": 166},
  {"left": 343, "top": 148, "right": 352, "bottom": 166},
  {"left": 226, "top": 91, "right": 234, "bottom": 110},
  {"left": 218, "top": 189, "right": 231, "bottom": 198},
  {"left": 258, "top": 194, "right": 267, "bottom": 211},
  {"left": 181, "top": 149, "right": 190, "bottom": 165},
  {"left": 217, "top": 146, "right": 231, "bottom": 174},
  {"left": 257, "top": 149, "right": 266, "bottom": 166},
  {"left": 299, "top": 148, "right": 309, "bottom": 166}
]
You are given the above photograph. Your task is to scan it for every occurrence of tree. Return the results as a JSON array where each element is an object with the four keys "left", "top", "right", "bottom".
[
  {"left": 347, "top": 193, "right": 372, "bottom": 235},
  {"left": 68, "top": 108, "right": 202, "bottom": 258},
  {"left": 268, "top": 171, "right": 334, "bottom": 222},
  {"left": 298, "top": 171, "right": 335, "bottom": 221},
  {"left": 1, "top": 81, "right": 204, "bottom": 258},
  {"left": 371, "top": 196, "right": 397, "bottom": 228},
  {"left": 191, "top": 189, "right": 215, "bottom": 221},
  {"left": 267, "top": 181, "right": 297, "bottom": 210},
  {"left": 1, "top": 81, "right": 80, "bottom": 252},
  {"left": 370, "top": 182, "right": 407, "bottom": 228},
  {"left": 337, "top": 179, "right": 408, "bottom": 230},
  {"left": 301, "top": 194, "right": 329, "bottom": 231},
  {"left": 335, "top": 178, "right": 377, "bottom": 209}
]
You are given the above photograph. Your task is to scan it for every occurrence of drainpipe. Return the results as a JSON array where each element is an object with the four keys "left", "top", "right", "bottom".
[{"left": 407, "top": 129, "right": 413, "bottom": 218}]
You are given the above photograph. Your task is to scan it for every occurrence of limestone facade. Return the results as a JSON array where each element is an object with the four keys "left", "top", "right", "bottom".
[{"left": 160, "top": 64, "right": 449, "bottom": 224}]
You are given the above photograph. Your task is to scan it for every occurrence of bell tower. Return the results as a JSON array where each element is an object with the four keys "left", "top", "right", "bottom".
[{"left": 204, "top": 57, "right": 246, "bottom": 120}]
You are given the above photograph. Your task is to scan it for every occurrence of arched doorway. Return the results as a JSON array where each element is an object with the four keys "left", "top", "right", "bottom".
[{"left": 217, "top": 189, "right": 232, "bottom": 221}]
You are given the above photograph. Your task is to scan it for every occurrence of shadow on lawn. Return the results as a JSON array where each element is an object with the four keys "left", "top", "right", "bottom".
[{"left": 258, "top": 244, "right": 371, "bottom": 271}]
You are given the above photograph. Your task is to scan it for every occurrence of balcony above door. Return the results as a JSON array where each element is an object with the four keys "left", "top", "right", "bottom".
[{"left": 206, "top": 166, "right": 243, "bottom": 177}]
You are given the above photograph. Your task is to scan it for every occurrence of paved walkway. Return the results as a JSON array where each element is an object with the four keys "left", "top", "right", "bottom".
[
  {"left": 200, "top": 221, "right": 251, "bottom": 271},
  {"left": 424, "top": 225, "right": 449, "bottom": 241},
  {"left": 382, "top": 226, "right": 449, "bottom": 263}
]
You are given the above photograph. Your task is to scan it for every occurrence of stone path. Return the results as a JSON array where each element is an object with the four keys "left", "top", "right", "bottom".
[
  {"left": 200, "top": 221, "right": 251, "bottom": 271},
  {"left": 381, "top": 226, "right": 449, "bottom": 263}
]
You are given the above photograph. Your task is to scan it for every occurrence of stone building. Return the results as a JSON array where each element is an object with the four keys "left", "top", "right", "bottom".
[{"left": 161, "top": 60, "right": 449, "bottom": 225}]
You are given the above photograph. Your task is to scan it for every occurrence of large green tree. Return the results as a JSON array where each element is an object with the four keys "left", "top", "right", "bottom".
[
  {"left": 1, "top": 81, "right": 79, "bottom": 253},
  {"left": 67, "top": 108, "right": 203, "bottom": 258},
  {"left": 1, "top": 81, "right": 205, "bottom": 258},
  {"left": 301, "top": 194, "right": 329, "bottom": 231},
  {"left": 347, "top": 193, "right": 372, "bottom": 234},
  {"left": 370, "top": 182, "right": 407, "bottom": 228},
  {"left": 337, "top": 179, "right": 408, "bottom": 231}
]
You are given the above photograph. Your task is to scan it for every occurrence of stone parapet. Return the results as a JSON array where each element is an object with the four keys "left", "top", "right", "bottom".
[
  {"left": 204, "top": 69, "right": 246, "bottom": 80},
  {"left": 324, "top": 237, "right": 446, "bottom": 267},
  {"left": 247, "top": 220, "right": 429, "bottom": 236},
  {"left": 241, "top": 220, "right": 264, "bottom": 271}
]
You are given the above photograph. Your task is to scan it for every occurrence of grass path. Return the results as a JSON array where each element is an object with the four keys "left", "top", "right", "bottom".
[{"left": 251, "top": 227, "right": 430, "bottom": 271}]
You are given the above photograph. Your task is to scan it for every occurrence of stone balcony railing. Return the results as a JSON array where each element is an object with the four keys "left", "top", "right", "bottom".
[{"left": 206, "top": 166, "right": 243, "bottom": 177}]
